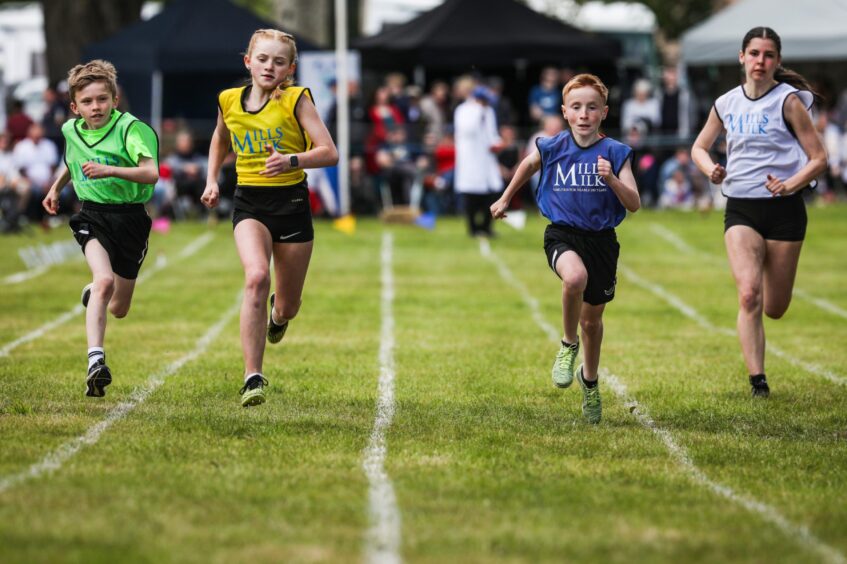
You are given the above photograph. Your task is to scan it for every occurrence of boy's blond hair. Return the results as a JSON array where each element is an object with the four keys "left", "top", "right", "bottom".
[
  {"left": 67, "top": 60, "right": 118, "bottom": 102},
  {"left": 562, "top": 73, "right": 609, "bottom": 104}
]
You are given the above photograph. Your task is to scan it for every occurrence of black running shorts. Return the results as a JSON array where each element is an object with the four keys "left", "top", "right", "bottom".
[
  {"left": 724, "top": 192, "right": 807, "bottom": 241},
  {"left": 70, "top": 201, "right": 152, "bottom": 280},
  {"left": 232, "top": 183, "right": 314, "bottom": 243},
  {"left": 543, "top": 223, "right": 620, "bottom": 306}
]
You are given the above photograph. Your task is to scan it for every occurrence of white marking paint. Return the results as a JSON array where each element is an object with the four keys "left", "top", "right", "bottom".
[
  {"left": 480, "top": 239, "right": 846, "bottom": 564},
  {"left": 0, "top": 232, "right": 214, "bottom": 357},
  {"left": 649, "top": 222, "right": 847, "bottom": 320},
  {"left": 619, "top": 264, "right": 846, "bottom": 386},
  {"left": 363, "top": 232, "right": 402, "bottom": 564},
  {"left": 0, "top": 293, "right": 241, "bottom": 494}
]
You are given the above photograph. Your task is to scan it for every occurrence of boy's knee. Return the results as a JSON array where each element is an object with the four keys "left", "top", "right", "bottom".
[
  {"left": 562, "top": 272, "right": 588, "bottom": 294},
  {"left": 580, "top": 316, "right": 603, "bottom": 335}
]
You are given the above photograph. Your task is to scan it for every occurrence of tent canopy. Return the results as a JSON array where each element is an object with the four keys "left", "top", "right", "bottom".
[
  {"left": 681, "top": 0, "right": 847, "bottom": 65},
  {"left": 352, "top": 0, "right": 620, "bottom": 68},
  {"left": 85, "top": 0, "right": 318, "bottom": 73}
]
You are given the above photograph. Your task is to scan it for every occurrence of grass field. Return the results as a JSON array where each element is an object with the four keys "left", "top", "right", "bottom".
[{"left": 0, "top": 205, "right": 845, "bottom": 563}]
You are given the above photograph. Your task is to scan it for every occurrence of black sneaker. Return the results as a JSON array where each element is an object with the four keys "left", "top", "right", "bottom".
[
  {"left": 750, "top": 374, "right": 770, "bottom": 398},
  {"left": 239, "top": 374, "right": 268, "bottom": 407},
  {"left": 86, "top": 358, "right": 112, "bottom": 397},
  {"left": 81, "top": 283, "right": 93, "bottom": 308},
  {"left": 267, "top": 293, "right": 289, "bottom": 344}
]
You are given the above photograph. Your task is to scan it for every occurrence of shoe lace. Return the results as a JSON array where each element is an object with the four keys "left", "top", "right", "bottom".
[
  {"left": 239, "top": 375, "right": 268, "bottom": 395},
  {"left": 556, "top": 344, "right": 577, "bottom": 372}
]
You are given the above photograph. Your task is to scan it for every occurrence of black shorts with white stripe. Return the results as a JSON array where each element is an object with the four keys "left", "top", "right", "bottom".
[
  {"left": 543, "top": 223, "right": 620, "bottom": 306},
  {"left": 70, "top": 202, "right": 152, "bottom": 280}
]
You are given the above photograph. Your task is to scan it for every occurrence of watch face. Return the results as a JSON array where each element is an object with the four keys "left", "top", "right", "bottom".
[{"left": 290, "top": 155, "right": 299, "bottom": 168}]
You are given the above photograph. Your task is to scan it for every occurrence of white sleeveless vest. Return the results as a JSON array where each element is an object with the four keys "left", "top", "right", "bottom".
[{"left": 714, "top": 82, "right": 813, "bottom": 198}]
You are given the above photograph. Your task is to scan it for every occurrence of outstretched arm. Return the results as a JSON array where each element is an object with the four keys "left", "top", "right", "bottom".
[
  {"left": 491, "top": 149, "right": 541, "bottom": 218},
  {"left": 42, "top": 164, "right": 71, "bottom": 215},
  {"left": 201, "top": 111, "right": 231, "bottom": 209}
]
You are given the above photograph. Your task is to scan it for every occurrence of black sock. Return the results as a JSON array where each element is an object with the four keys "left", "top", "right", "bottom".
[
  {"left": 561, "top": 339, "right": 578, "bottom": 349},
  {"left": 583, "top": 376, "right": 598, "bottom": 388}
]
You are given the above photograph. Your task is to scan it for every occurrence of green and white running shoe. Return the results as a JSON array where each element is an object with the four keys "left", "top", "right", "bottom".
[
  {"left": 577, "top": 365, "right": 602, "bottom": 424},
  {"left": 239, "top": 374, "right": 268, "bottom": 407},
  {"left": 267, "top": 293, "right": 289, "bottom": 344},
  {"left": 552, "top": 340, "right": 579, "bottom": 388}
]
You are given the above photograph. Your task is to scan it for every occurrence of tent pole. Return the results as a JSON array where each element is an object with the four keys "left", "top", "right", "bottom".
[
  {"left": 414, "top": 65, "right": 425, "bottom": 87},
  {"left": 335, "top": 0, "right": 350, "bottom": 217},
  {"left": 151, "top": 70, "right": 163, "bottom": 135}
]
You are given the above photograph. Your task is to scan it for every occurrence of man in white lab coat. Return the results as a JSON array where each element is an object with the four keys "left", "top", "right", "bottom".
[{"left": 454, "top": 85, "right": 503, "bottom": 237}]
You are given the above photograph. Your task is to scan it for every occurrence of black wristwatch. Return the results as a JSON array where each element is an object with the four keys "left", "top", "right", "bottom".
[{"left": 289, "top": 155, "right": 299, "bottom": 169}]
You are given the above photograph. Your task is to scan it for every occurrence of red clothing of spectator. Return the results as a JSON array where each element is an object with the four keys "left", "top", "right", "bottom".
[{"left": 7, "top": 110, "right": 34, "bottom": 145}]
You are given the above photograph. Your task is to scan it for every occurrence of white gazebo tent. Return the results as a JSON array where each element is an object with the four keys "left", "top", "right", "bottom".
[{"left": 681, "top": 0, "right": 847, "bottom": 65}]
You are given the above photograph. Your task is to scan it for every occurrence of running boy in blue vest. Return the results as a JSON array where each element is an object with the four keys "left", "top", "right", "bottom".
[
  {"left": 42, "top": 60, "right": 159, "bottom": 398},
  {"left": 491, "top": 73, "right": 640, "bottom": 423}
]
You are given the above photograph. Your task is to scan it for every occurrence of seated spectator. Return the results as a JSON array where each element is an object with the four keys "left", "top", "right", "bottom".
[
  {"left": 13, "top": 123, "right": 58, "bottom": 221},
  {"left": 626, "top": 123, "right": 660, "bottom": 207},
  {"left": 659, "top": 168, "right": 694, "bottom": 210},
  {"left": 658, "top": 146, "right": 709, "bottom": 210},
  {"left": 0, "top": 132, "right": 29, "bottom": 232},
  {"left": 165, "top": 130, "right": 207, "bottom": 218},
  {"left": 621, "top": 78, "right": 660, "bottom": 133},
  {"left": 375, "top": 126, "right": 425, "bottom": 207}
]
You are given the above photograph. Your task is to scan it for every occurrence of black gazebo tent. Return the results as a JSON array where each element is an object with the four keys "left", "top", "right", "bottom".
[
  {"left": 352, "top": 0, "right": 620, "bottom": 69},
  {"left": 84, "top": 0, "right": 319, "bottom": 132}
]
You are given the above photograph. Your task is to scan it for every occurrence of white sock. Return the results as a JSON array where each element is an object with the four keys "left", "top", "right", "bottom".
[
  {"left": 88, "top": 347, "right": 105, "bottom": 369},
  {"left": 245, "top": 372, "right": 263, "bottom": 383}
]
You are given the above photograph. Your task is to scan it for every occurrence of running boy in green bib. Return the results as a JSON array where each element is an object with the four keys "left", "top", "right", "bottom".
[{"left": 42, "top": 60, "right": 159, "bottom": 398}]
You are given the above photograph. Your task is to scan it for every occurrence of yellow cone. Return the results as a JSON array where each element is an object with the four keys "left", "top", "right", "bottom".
[{"left": 332, "top": 214, "right": 356, "bottom": 235}]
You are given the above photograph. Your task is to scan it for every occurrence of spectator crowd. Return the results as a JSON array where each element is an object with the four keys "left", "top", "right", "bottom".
[{"left": 3, "top": 67, "right": 847, "bottom": 234}]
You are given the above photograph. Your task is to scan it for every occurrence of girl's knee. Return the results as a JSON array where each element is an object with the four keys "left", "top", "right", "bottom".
[
  {"left": 93, "top": 275, "right": 115, "bottom": 298},
  {"left": 244, "top": 268, "right": 270, "bottom": 294},
  {"left": 738, "top": 284, "right": 762, "bottom": 314},
  {"left": 579, "top": 315, "right": 603, "bottom": 336}
]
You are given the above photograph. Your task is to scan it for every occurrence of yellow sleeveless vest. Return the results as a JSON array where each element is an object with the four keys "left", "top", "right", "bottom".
[{"left": 218, "top": 85, "right": 313, "bottom": 186}]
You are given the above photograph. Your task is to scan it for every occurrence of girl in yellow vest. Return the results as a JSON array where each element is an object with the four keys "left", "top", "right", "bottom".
[{"left": 201, "top": 29, "right": 338, "bottom": 407}]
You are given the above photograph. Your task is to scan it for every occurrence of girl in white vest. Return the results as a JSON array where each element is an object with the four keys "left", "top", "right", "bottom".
[{"left": 691, "top": 27, "right": 827, "bottom": 398}]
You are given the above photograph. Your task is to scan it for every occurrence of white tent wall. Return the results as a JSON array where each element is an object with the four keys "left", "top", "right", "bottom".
[{"left": 681, "top": 0, "right": 847, "bottom": 65}]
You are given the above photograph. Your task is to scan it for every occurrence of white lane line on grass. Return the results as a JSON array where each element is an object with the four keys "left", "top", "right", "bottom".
[
  {"left": 0, "top": 292, "right": 241, "bottom": 495},
  {"left": 3, "top": 265, "right": 50, "bottom": 285},
  {"left": 480, "top": 239, "right": 847, "bottom": 564},
  {"left": 619, "top": 264, "right": 847, "bottom": 387},
  {"left": 649, "top": 222, "right": 847, "bottom": 321},
  {"left": 604, "top": 371, "right": 847, "bottom": 564},
  {"left": 363, "top": 232, "right": 402, "bottom": 564},
  {"left": 793, "top": 287, "right": 847, "bottom": 321},
  {"left": 0, "top": 232, "right": 215, "bottom": 358}
]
